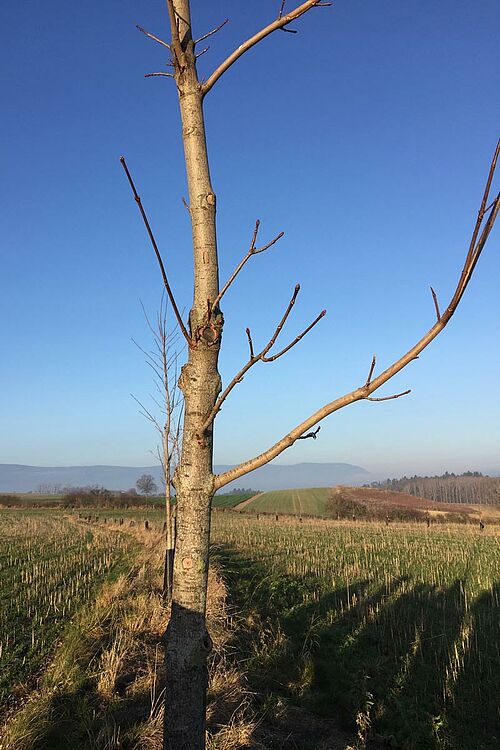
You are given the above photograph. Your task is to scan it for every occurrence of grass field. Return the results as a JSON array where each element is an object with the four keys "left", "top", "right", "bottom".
[
  {"left": 0, "top": 512, "right": 134, "bottom": 716},
  {"left": 211, "top": 514, "right": 500, "bottom": 749},
  {"left": 237, "top": 487, "right": 331, "bottom": 516}
]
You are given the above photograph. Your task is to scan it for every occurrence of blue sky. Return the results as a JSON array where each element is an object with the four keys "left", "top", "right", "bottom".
[{"left": 1, "top": 0, "right": 499, "bottom": 477}]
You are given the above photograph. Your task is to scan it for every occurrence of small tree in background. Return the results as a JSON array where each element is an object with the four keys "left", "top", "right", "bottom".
[
  {"left": 120, "top": 2, "right": 499, "bottom": 747},
  {"left": 135, "top": 473, "right": 158, "bottom": 497}
]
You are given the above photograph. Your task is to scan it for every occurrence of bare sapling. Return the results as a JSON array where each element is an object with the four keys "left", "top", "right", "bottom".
[{"left": 120, "top": 2, "right": 499, "bottom": 747}]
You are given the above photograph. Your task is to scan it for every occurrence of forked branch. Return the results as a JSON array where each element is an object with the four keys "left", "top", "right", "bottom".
[
  {"left": 201, "top": 1, "right": 331, "bottom": 97},
  {"left": 211, "top": 220, "right": 284, "bottom": 311},
  {"left": 214, "top": 140, "right": 500, "bottom": 491},
  {"left": 120, "top": 157, "right": 192, "bottom": 345},
  {"left": 200, "top": 284, "right": 325, "bottom": 433}
]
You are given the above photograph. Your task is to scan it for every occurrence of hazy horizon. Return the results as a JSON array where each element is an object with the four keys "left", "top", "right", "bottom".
[{"left": 2, "top": 1, "right": 499, "bottom": 479}]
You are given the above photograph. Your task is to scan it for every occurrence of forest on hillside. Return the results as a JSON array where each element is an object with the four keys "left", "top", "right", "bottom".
[{"left": 371, "top": 472, "right": 500, "bottom": 505}]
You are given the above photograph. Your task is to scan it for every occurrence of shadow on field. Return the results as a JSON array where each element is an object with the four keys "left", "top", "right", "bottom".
[{"left": 216, "top": 545, "right": 499, "bottom": 750}]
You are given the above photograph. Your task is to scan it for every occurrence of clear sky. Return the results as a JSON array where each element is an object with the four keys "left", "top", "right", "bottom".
[{"left": 1, "top": 0, "right": 499, "bottom": 477}]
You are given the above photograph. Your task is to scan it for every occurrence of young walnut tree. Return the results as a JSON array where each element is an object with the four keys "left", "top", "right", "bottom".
[{"left": 120, "top": 2, "right": 499, "bottom": 748}]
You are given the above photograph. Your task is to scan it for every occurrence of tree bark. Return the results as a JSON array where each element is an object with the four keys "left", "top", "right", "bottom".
[{"left": 163, "top": 3, "right": 221, "bottom": 748}]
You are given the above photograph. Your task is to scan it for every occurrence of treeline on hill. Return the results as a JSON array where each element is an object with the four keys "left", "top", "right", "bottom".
[
  {"left": 370, "top": 471, "right": 500, "bottom": 505},
  {"left": 0, "top": 487, "right": 162, "bottom": 509},
  {"left": 325, "top": 492, "right": 425, "bottom": 523}
]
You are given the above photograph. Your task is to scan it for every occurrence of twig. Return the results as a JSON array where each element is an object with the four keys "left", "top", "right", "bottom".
[
  {"left": 136, "top": 24, "right": 171, "bottom": 49},
  {"left": 195, "top": 46, "right": 210, "bottom": 60},
  {"left": 194, "top": 19, "right": 229, "bottom": 46},
  {"left": 200, "top": 284, "right": 325, "bottom": 432},
  {"left": 210, "top": 220, "right": 284, "bottom": 311},
  {"left": 366, "top": 390, "right": 411, "bottom": 402},
  {"left": 246, "top": 328, "right": 255, "bottom": 359},
  {"left": 365, "top": 354, "right": 376, "bottom": 387},
  {"left": 201, "top": 1, "right": 331, "bottom": 96},
  {"left": 298, "top": 426, "right": 321, "bottom": 440},
  {"left": 430, "top": 287, "right": 441, "bottom": 321},
  {"left": 145, "top": 72, "right": 175, "bottom": 78},
  {"left": 120, "top": 157, "right": 192, "bottom": 345}
]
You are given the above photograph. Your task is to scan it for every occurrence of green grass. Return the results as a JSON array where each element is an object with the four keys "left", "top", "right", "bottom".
[
  {"left": 212, "top": 515, "right": 500, "bottom": 749},
  {"left": 213, "top": 492, "right": 256, "bottom": 508},
  {"left": 0, "top": 513, "right": 135, "bottom": 716},
  {"left": 240, "top": 487, "right": 331, "bottom": 516}
]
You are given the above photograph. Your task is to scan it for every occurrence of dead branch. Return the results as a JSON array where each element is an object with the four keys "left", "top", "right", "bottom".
[
  {"left": 166, "top": 0, "right": 187, "bottom": 68},
  {"left": 210, "top": 220, "right": 284, "bottom": 311},
  {"left": 145, "top": 72, "right": 175, "bottom": 78},
  {"left": 298, "top": 426, "right": 321, "bottom": 440},
  {"left": 136, "top": 24, "right": 171, "bottom": 49},
  {"left": 200, "top": 284, "right": 325, "bottom": 433},
  {"left": 367, "top": 390, "right": 411, "bottom": 402},
  {"left": 214, "top": 140, "right": 500, "bottom": 491},
  {"left": 430, "top": 286, "right": 441, "bottom": 321},
  {"left": 119, "top": 156, "right": 192, "bottom": 346},
  {"left": 365, "top": 354, "right": 376, "bottom": 387},
  {"left": 201, "top": 1, "right": 331, "bottom": 97},
  {"left": 194, "top": 18, "right": 229, "bottom": 46}
]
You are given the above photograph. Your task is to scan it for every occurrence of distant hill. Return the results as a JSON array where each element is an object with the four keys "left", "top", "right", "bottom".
[{"left": 0, "top": 462, "right": 370, "bottom": 493}]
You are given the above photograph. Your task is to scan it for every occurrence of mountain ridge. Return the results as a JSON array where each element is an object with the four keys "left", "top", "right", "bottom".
[{"left": 0, "top": 462, "right": 370, "bottom": 493}]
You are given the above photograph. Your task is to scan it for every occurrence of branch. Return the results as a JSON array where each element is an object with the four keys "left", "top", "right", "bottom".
[
  {"left": 366, "top": 390, "right": 411, "bottom": 402},
  {"left": 201, "top": 1, "right": 330, "bottom": 97},
  {"left": 119, "top": 157, "right": 192, "bottom": 346},
  {"left": 365, "top": 354, "right": 376, "bottom": 386},
  {"left": 200, "top": 284, "right": 325, "bottom": 433},
  {"left": 211, "top": 220, "right": 284, "bottom": 311},
  {"left": 194, "top": 18, "right": 229, "bottom": 46},
  {"left": 145, "top": 72, "right": 175, "bottom": 78},
  {"left": 214, "top": 140, "right": 500, "bottom": 491},
  {"left": 430, "top": 286, "right": 441, "bottom": 321},
  {"left": 136, "top": 24, "right": 171, "bottom": 49},
  {"left": 298, "top": 426, "right": 320, "bottom": 440}
]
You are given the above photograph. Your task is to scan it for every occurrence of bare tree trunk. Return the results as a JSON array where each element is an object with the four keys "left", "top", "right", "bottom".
[{"left": 163, "top": 3, "right": 221, "bottom": 747}]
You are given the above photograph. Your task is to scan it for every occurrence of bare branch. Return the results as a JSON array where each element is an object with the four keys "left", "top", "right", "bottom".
[
  {"left": 194, "top": 18, "right": 229, "bottom": 46},
  {"left": 119, "top": 156, "right": 192, "bottom": 346},
  {"left": 366, "top": 389, "right": 411, "bottom": 402},
  {"left": 195, "top": 46, "right": 210, "bottom": 60},
  {"left": 201, "top": 1, "right": 330, "bottom": 97},
  {"left": 246, "top": 327, "right": 255, "bottom": 359},
  {"left": 200, "top": 284, "right": 325, "bottom": 433},
  {"left": 430, "top": 286, "right": 441, "bottom": 321},
  {"left": 136, "top": 24, "right": 171, "bottom": 49},
  {"left": 298, "top": 426, "right": 321, "bottom": 440},
  {"left": 145, "top": 72, "right": 175, "bottom": 78},
  {"left": 211, "top": 220, "right": 284, "bottom": 310},
  {"left": 261, "top": 308, "right": 326, "bottom": 362},
  {"left": 214, "top": 141, "right": 500, "bottom": 491},
  {"left": 365, "top": 354, "right": 376, "bottom": 387},
  {"left": 166, "top": 0, "right": 187, "bottom": 68}
]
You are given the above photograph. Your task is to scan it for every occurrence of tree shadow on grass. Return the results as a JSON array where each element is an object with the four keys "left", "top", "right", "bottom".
[{"left": 217, "top": 544, "right": 496, "bottom": 750}]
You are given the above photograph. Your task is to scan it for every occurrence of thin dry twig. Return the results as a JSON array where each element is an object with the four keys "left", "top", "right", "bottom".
[
  {"left": 298, "top": 426, "right": 321, "bottom": 440},
  {"left": 365, "top": 354, "right": 376, "bottom": 387},
  {"left": 201, "top": 1, "right": 331, "bottom": 96},
  {"left": 214, "top": 140, "right": 500, "bottom": 491},
  {"left": 210, "top": 220, "right": 284, "bottom": 311},
  {"left": 136, "top": 24, "right": 171, "bottom": 49},
  {"left": 200, "top": 284, "right": 325, "bottom": 433},
  {"left": 145, "top": 72, "right": 175, "bottom": 78},
  {"left": 194, "top": 18, "right": 229, "bottom": 46},
  {"left": 430, "top": 286, "right": 441, "bottom": 321},
  {"left": 120, "top": 157, "right": 192, "bottom": 345},
  {"left": 367, "top": 390, "right": 411, "bottom": 402}
]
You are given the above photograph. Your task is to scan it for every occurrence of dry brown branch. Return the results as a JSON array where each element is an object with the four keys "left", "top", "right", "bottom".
[
  {"left": 298, "top": 426, "right": 321, "bottom": 440},
  {"left": 194, "top": 18, "right": 229, "bottom": 46},
  {"left": 200, "top": 285, "right": 325, "bottom": 433},
  {"left": 119, "top": 156, "right": 192, "bottom": 345},
  {"left": 166, "top": 0, "right": 187, "bottom": 68},
  {"left": 430, "top": 286, "right": 441, "bottom": 321},
  {"left": 136, "top": 24, "right": 171, "bottom": 49},
  {"left": 201, "top": 1, "right": 330, "bottom": 97},
  {"left": 214, "top": 141, "right": 500, "bottom": 491},
  {"left": 210, "top": 220, "right": 284, "bottom": 311},
  {"left": 145, "top": 72, "right": 175, "bottom": 78},
  {"left": 365, "top": 354, "right": 376, "bottom": 387},
  {"left": 367, "top": 389, "right": 411, "bottom": 402}
]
